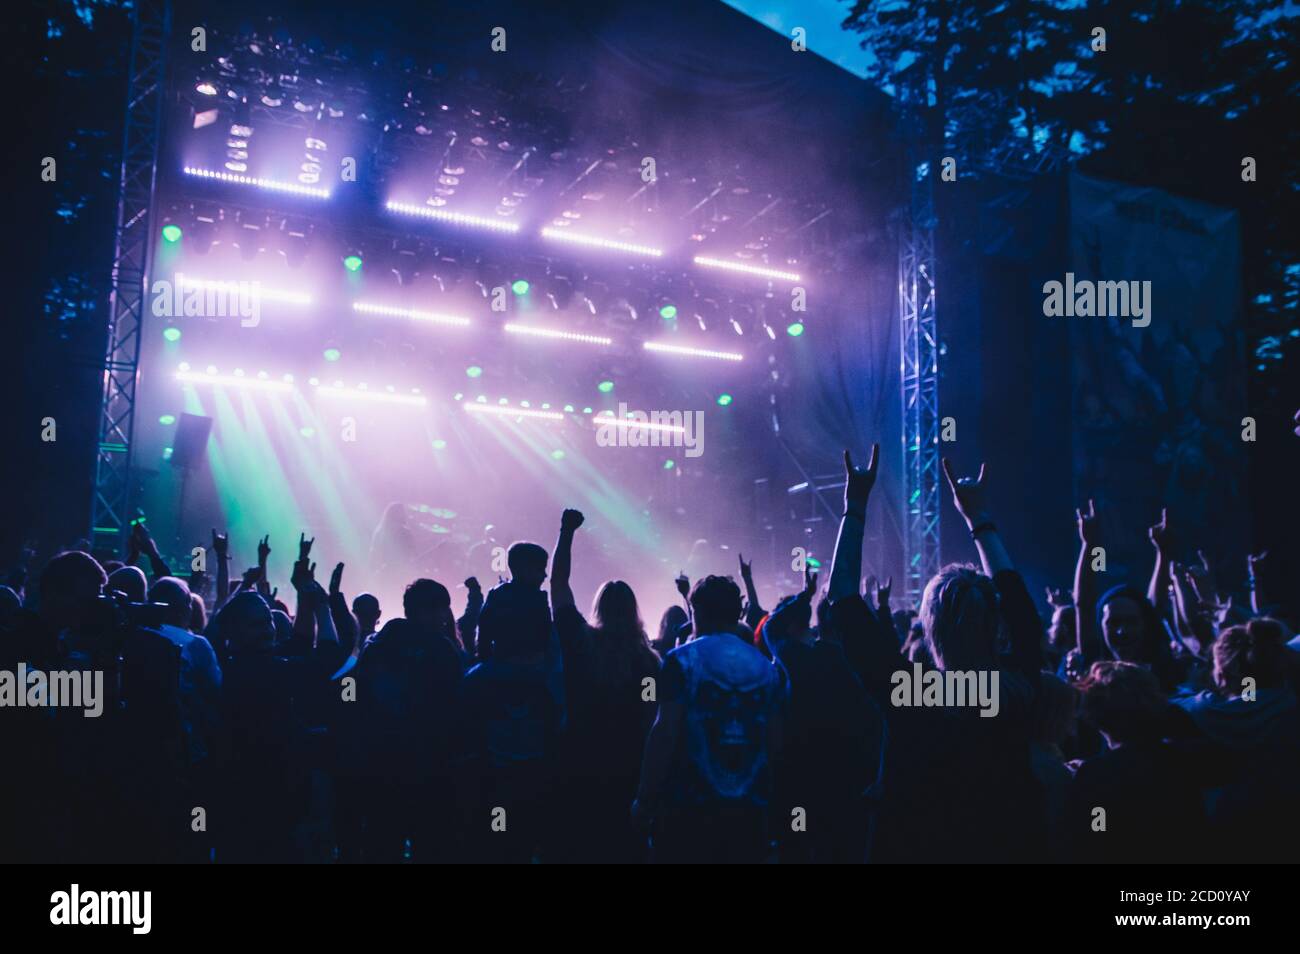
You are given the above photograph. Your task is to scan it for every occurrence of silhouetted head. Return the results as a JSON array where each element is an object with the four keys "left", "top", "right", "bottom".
[
  {"left": 38, "top": 551, "right": 107, "bottom": 630},
  {"left": 688, "top": 575, "right": 743, "bottom": 636},
  {"left": 148, "top": 576, "right": 193, "bottom": 629},
  {"left": 507, "top": 542, "right": 549, "bottom": 590},
  {"left": 919, "top": 563, "right": 999, "bottom": 670},
  {"left": 1213, "top": 617, "right": 1290, "bottom": 695},
  {"left": 1079, "top": 660, "right": 1169, "bottom": 747},
  {"left": 106, "top": 565, "right": 148, "bottom": 603},
  {"left": 1097, "top": 587, "right": 1156, "bottom": 663},
  {"left": 592, "top": 580, "right": 642, "bottom": 636},
  {"left": 217, "top": 592, "right": 275, "bottom": 655},
  {"left": 352, "top": 592, "right": 381, "bottom": 633},
  {"left": 403, "top": 579, "right": 455, "bottom": 641},
  {"left": 657, "top": 605, "right": 688, "bottom": 647}
]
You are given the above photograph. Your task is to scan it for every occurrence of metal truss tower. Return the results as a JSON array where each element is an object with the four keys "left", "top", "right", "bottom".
[
  {"left": 898, "top": 110, "right": 942, "bottom": 608},
  {"left": 90, "top": 0, "right": 171, "bottom": 553}
]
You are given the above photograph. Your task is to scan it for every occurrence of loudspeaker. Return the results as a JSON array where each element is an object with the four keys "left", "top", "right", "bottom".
[{"left": 170, "top": 413, "right": 213, "bottom": 470}]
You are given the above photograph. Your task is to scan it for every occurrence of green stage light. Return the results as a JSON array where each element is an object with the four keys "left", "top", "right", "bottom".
[
  {"left": 512, "top": 279, "right": 530, "bottom": 295},
  {"left": 163, "top": 327, "right": 181, "bottom": 342},
  {"left": 159, "top": 414, "right": 176, "bottom": 426},
  {"left": 466, "top": 365, "right": 483, "bottom": 378},
  {"left": 786, "top": 322, "right": 805, "bottom": 337},
  {"left": 551, "top": 449, "right": 565, "bottom": 460},
  {"left": 432, "top": 439, "right": 447, "bottom": 450},
  {"left": 563, "top": 404, "right": 575, "bottom": 413},
  {"left": 659, "top": 304, "right": 677, "bottom": 320},
  {"left": 343, "top": 255, "right": 363, "bottom": 272},
  {"left": 323, "top": 348, "right": 341, "bottom": 362},
  {"left": 597, "top": 380, "right": 614, "bottom": 393},
  {"left": 716, "top": 393, "right": 733, "bottom": 406},
  {"left": 663, "top": 459, "right": 676, "bottom": 470},
  {"left": 300, "top": 426, "right": 315, "bottom": 438},
  {"left": 162, "top": 224, "right": 182, "bottom": 243}
]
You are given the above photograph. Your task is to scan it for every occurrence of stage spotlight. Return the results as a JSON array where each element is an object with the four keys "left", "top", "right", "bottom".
[
  {"left": 163, "top": 327, "right": 181, "bottom": 342},
  {"left": 659, "top": 304, "right": 677, "bottom": 320},
  {"left": 693, "top": 255, "right": 801, "bottom": 283},
  {"left": 183, "top": 167, "right": 331, "bottom": 199},
  {"left": 159, "top": 414, "right": 176, "bottom": 425},
  {"left": 344, "top": 254, "right": 363, "bottom": 272},
  {"left": 643, "top": 341, "right": 744, "bottom": 362},
  {"left": 592, "top": 412, "right": 687, "bottom": 436},
  {"left": 466, "top": 365, "right": 483, "bottom": 378},
  {"left": 540, "top": 227, "right": 663, "bottom": 258},
  {"left": 176, "top": 369, "right": 293, "bottom": 392},
  {"left": 503, "top": 324, "right": 612, "bottom": 346},
  {"left": 786, "top": 322, "right": 805, "bottom": 337},
  {"left": 564, "top": 404, "right": 575, "bottom": 413},
  {"left": 300, "top": 426, "right": 315, "bottom": 437},
  {"left": 353, "top": 302, "right": 471, "bottom": 327},
  {"left": 195, "top": 82, "right": 218, "bottom": 96},
  {"left": 512, "top": 279, "right": 530, "bottom": 296},
  {"left": 664, "top": 459, "right": 676, "bottom": 469},
  {"left": 324, "top": 348, "right": 341, "bottom": 361},
  {"left": 162, "top": 224, "right": 183, "bottom": 243},
  {"left": 175, "top": 275, "right": 311, "bottom": 305},
  {"left": 717, "top": 393, "right": 733, "bottom": 406},
  {"left": 597, "top": 380, "right": 614, "bottom": 393},
  {"left": 464, "top": 402, "right": 565, "bottom": 422},
  {"left": 178, "top": 362, "right": 191, "bottom": 372},
  {"left": 385, "top": 200, "right": 521, "bottom": 234},
  {"left": 315, "top": 383, "right": 428, "bottom": 406}
]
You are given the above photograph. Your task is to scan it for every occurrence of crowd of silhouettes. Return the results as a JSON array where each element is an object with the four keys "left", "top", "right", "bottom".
[{"left": 1, "top": 441, "right": 1297, "bottom": 864}]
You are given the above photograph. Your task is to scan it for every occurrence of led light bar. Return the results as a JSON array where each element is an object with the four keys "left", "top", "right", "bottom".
[
  {"left": 463, "top": 402, "right": 565, "bottom": 422},
  {"left": 315, "top": 383, "right": 428, "bottom": 406},
  {"left": 176, "top": 369, "right": 293, "bottom": 392},
  {"left": 183, "top": 166, "right": 330, "bottom": 199},
  {"left": 176, "top": 274, "right": 312, "bottom": 305},
  {"left": 540, "top": 227, "right": 663, "bottom": 258},
  {"left": 593, "top": 413, "right": 687, "bottom": 435},
  {"left": 504, "top": 324, "right": 613, "bottom": 346},
  {"left": 385, "top": 200, "right": 521, "bottom": 233},
  {"left": 693, "top": 255, "right": 801, "bottom": 283},
  {"left": 353, "top": 302, "right": 471, "bottom": 327},
  {"left": 643, "top": 341, "right": 744, "bottom": 362}
]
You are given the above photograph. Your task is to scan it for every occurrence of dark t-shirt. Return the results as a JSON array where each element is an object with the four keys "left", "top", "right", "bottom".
[{"left": 658, "top": 633, "right": 785, "bottom": 808}]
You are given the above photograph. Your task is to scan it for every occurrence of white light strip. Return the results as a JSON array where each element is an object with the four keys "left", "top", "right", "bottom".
[
  {"left": 353, "top": 302, "right": 471, "bottom": 327},
  {"left": 176, "top": 370, "right": 293, "bottom": 392},
  {"left": 643, "top": 341, "right": 744, "bottom": 362},
  {"left": 183, "top": 166, "right": 331, "bottom": 199},
  {"left": 176, "top": 274, "right": 312, "bottom": 305},
  {"left": 693, "top": 255, "right": 801, "bottom": 282},
  {"left": 593, "top": 413, "right": 687, "bottom": 435},
  {"left": 386, "top": 200, "right": 521, "bottom": 233},
  {"left": 464, "top": 402, "right": 565, "bottom": 422},
  {"left": 540, "top": 227, "right": 663, "bottom": 258},
  {"left": 315, "top": 384, "right": 428, "bottom": 406},
  {"left": 504, "top": 323, "right": 612, "bottom": 346}
]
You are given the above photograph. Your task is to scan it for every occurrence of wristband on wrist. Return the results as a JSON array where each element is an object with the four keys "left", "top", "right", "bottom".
[{"left": 969, "top": 520, "right": 997, "bottom": 538}]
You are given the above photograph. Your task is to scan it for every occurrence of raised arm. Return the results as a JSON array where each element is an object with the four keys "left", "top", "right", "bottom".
[
  {"left": 327, "top": 562, "right": 358, "bottom": 654},
  {"left": 828, "top": 445, "right": 878, "bottom": 602},
  {"left": 458, "top": 577, "right": 483, "bottom": 657},
  {"left": 941, "top": 458, "right": 1013, "bottom": 577},
  {"left": 738, "top": 553, "right": 765, "bottom": 630},
  {"left": 550, "top": 509, "right": 584, "bottom": 612},
  {"left": 1146, "top": 509, "right": 1173, "bottom": 617},
  {"left": 1072, "top": 499, "right": 1103, "bottom": 662},
  {"left": 1247, "top": 551, "right": 1268, "bottom": 616},
  {"left": 212, "top": 529, "right": 231, "bottom": 612},
  {"left": 132, "top": 522, "right": 172, "bottom": 580}
]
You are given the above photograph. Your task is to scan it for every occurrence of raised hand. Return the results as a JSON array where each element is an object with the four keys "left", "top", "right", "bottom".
[
  {"left": 738, "top": 553, "right": 753, "bottom": 580},
  {"left": 257, "top": 534, "right": 271, "bottom": 565},
  {"left": 560, "top": 508, "right": 585, "bottom": 533},
  {"left": 941, "top": 458, "right": 990, "bottom": 528},
  {"left": 1045, "top": 586, "right": 1071, "bottom": 608},
  {"left": 241, "top": 565, "right": 263, "bottom": 588},
  {"left": 329, "top": 562, "right": 344, "bottom": 597},
  {"left": 802, "top": 565, "right": 819, "bottom": 598},
  {"left": 291, "top": 559, "right": 317, "bottom": 592},
  {"left": 1185, "top": 550, "right": 1217, "bottom": 601},
  {"left": 876, "top": 575, "right": 893, "bottom": 610},
  {"left": 1148, "top": 508, "right": 1171, "bottom": 553},
  {"left": 132, "top": 521, "right": 159, "bottom": 556},
  {"left": 675, "top": 573, "right": 690, "bottom": 600},
  {"left": 211, "top": 529, "right": 229, "bottom": 559},
  {"left": 464, "top": 576, "right": 482, "bottom": 594},
  {"left": 1074, "top": 499, "right": 1101, "bottom": 546},
  {"left": 298, "top": 532, "right": 314, "bottom": 561},
  {"left": 1247, "top": 550, "right": 1268, "bottom": 576},
  {"left": 843, "top": 445, "right": 880, "bottom": 516}
]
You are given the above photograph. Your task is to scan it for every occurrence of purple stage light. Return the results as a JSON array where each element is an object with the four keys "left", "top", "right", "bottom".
[
  {"left": 176, "top": 368, "right": 294, "bottom": 392},
  {"left": 176, "top": 274, "right": 312, "bottom": 305},
  {"left": 540, "top": 227, "right": 663, "bottom": 258},
  {"left": 643, "top": 341, "right": 744, "bottom": 362},
  {"left": 692, "top": 255, "right": 801, "bottom": 283},
  {"left": 463, "top": 402, "right": 565, "bottom": 422},
  {"left": 315, "top": 382, "right": 429, "bottom": 406},
  {"left": 503, "top": 323, "right": 613, "bottom": 346},
  {"left": 385, "top": 200, "right": 521, "bottom": 233},
  {"left": 592, "top": 412, "right": 688, "bottom": 435},
  {"left": 353, "top": 302, "right": 472, "bottom": 327},
  {"left": 183, "top": 166, "right": 331, "bottom": 199}
]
